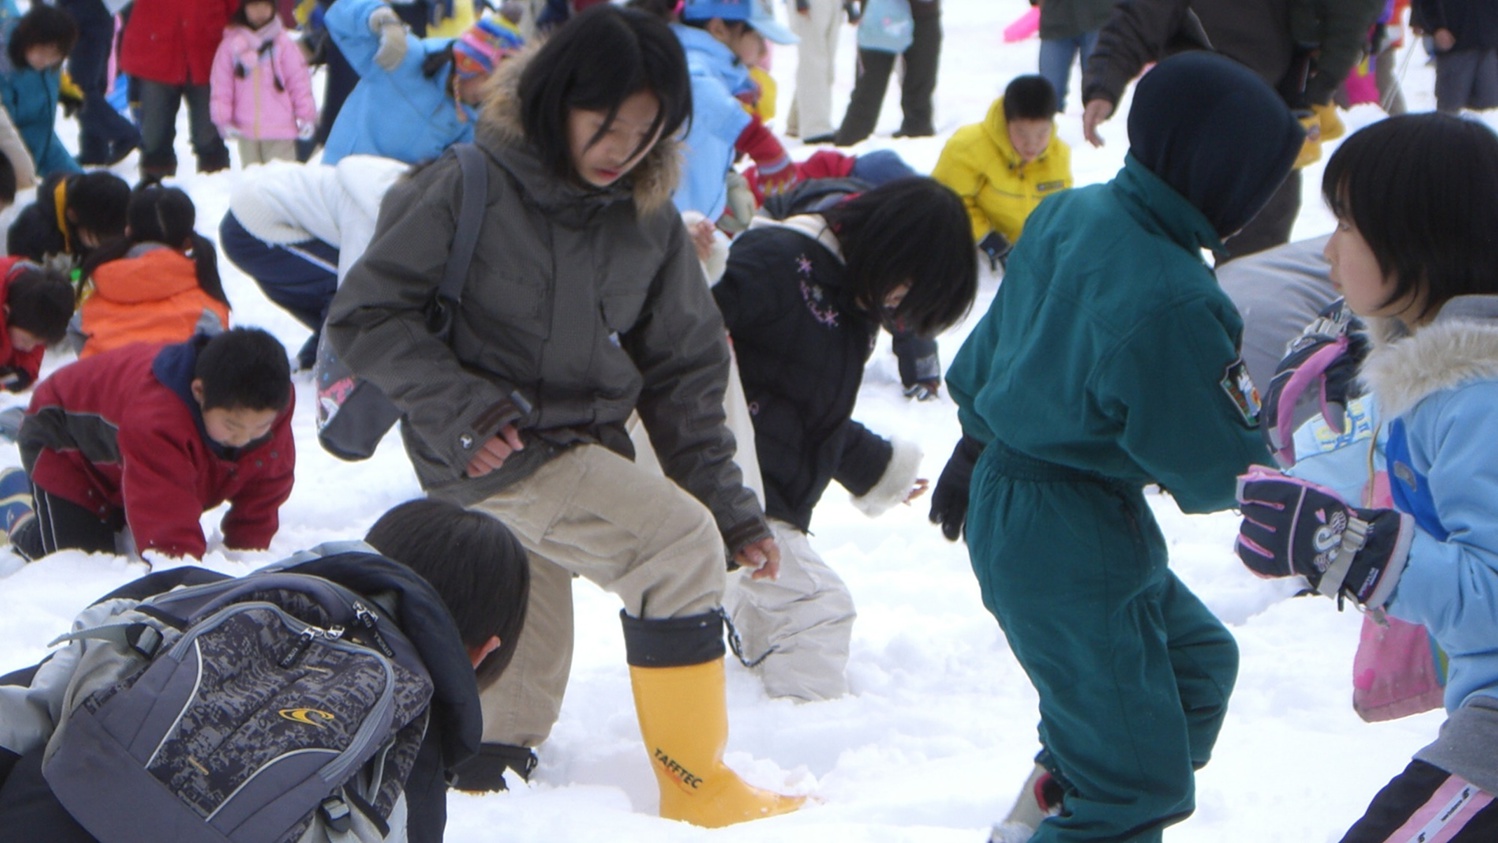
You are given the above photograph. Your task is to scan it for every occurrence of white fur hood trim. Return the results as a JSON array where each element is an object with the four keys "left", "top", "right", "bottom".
[
  {"left": 1360, "top": 296, "right": 1498, "bottom": 419},
  {"left": 852, "top": 437, "right": 922, "bottom": 518}
]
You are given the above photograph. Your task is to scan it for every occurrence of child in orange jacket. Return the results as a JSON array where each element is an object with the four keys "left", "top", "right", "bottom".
[{"left": 75, "top": 187, "right": 231, "bottom": 359}]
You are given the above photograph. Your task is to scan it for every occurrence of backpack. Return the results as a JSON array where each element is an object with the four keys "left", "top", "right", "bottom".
[
  {"left": 314, "top": 143, "right": 489, "bottom": 462},
  {"left": 39, "top": 548, "right": 443, "bottom": 843},
  {"left": 856, "top": 0, "right": 914, "bottom": 54}
]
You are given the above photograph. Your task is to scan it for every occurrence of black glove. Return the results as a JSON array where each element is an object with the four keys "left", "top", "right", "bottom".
[
  {"left": 0, "top": 366, "right": 31, "bottom": 393},
  {"left": 978, "top": 231, "right": 1011, "bottom": 273},
  {"left": 1235, "top": 467, "right": 1412, "bottom": 609},
  {"left": 843, "top": 0, "right": 862, "bottom": 24},
  {"left": 1260, "top": 298, "right": 1369, "bottom": 467},
  {"left": 928, "top": 435, "right": 984, "bottom": 541}
]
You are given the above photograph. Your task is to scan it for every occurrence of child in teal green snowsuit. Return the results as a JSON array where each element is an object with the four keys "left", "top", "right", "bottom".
[{"left": 938, "top": 52, "right": 1303, "bottom": 842}]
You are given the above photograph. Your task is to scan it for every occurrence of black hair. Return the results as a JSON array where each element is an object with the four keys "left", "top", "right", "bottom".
[
  {"left": 64, "top": 171, "right": 131, "bottom": 252},
  {"left": 365, "top": 499, "right": 531, "bottom": 684},
  {"left": 78, "top": 186, "right": 230, "bottom": 308},
  {"left": 5, "top": 265, "right": 74, "bottom": 345},
  {"left": 676, "top": 14, "right": 751, "bottom": 40},
  {"left": 623, "top": 0, "right": 679, "bottom": 22},
  {"left": 1003, "top": 74, "right": 1058, "bottom": 121},
  {"left": 820, "top": 178, "right": 978, "bottom": 336},
  {"left": 1322, "top": 113, "right": 1498, "bottom": 321},
  {"left": 518, "top": 4, "right": 691, "bottom": 183},
  {"left": 0, "top": 152, "right": 15, "bottom": 207},
  {"left": 193, "top": 327, "right": 291, "bottom": 412},
  {"left": 231, "top": 0, "right": 277, "bottom": 29},
  {"left": 7, "top": 4, "right": 78, "bottom": 70}
]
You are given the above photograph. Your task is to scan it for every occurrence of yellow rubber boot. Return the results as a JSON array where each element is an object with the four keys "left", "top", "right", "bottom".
[
  {"left": 1293, "top": 110, "right": 1322, "bottom": 169},
  {"left": 628, "top": 659, "right": 804, "bottom": 827}
]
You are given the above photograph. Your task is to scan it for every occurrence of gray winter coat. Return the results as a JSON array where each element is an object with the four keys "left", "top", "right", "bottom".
[{"left": 326, "top": 60, "right": 769, "bottom": 553}]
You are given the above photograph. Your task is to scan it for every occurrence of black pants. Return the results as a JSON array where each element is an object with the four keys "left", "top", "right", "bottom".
[
  {"left": 58, "top": 0, "right": 139, "bottom": 164},
  {"left": 834, "top": 15, "right": 942, "bottom": 145},
  {"left": 9, "top": 485, "right": 121, "bottom": 562},
  {"left": 1342, "top": 759, "right": 1498, "bottom": 842}
]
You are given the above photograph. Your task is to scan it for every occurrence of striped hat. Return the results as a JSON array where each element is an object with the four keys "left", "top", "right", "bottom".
[{"left": 453, "top": 15, "right": 524, "bottom": 79}]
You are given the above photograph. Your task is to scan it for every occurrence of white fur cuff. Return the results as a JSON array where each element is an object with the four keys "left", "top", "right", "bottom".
[{"left": 852, "top": 437, "right": 922, "bottom": 518}]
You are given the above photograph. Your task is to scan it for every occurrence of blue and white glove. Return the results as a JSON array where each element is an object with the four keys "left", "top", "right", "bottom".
[{"left": 1236, "top": 466, "right": 1413, "bottom": 609}]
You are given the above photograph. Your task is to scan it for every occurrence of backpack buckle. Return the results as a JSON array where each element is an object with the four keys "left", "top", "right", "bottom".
[{"left": 319, "top": 796, "right": 352, "bottom": 833}]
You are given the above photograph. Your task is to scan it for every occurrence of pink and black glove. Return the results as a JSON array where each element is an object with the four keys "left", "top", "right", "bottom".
[
  {"left": 736, "top": 118, "right": 800, "bottom": 197},
  {"left": 1235, "top": 466, "right": 1413, "bottom": 609},
  {"left": 1261, "top": 299, "right": 1369, "bottom": 467}
]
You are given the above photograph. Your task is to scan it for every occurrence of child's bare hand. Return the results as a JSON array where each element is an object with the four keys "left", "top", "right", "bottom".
[
  {"left": 904, "top": 478, "right": 930, "bottom": 504},
  {"left": 735, "top": 536, "right": 781, "bottom": 580},
  {"left": 688, "top": 218, "right": 717, "bottom": 264}
]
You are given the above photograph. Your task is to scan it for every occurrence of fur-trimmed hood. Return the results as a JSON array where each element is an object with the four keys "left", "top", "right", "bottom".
[
  {"left": 1360, "top": 295, "right": 1498, "bottom": 419},
  {"left": 473, "top": 46, "right": 681, "bottom": 216}
]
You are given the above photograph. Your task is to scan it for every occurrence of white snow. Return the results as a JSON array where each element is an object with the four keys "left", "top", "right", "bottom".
[{"left": 0, "top": 1, "right": 1474, "bottom": 840}]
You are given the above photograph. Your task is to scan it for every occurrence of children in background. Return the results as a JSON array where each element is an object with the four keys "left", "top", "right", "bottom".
[
  {"left": 74, "top": 187, "right": 231, "bottom": 359},
  {"left": 0, "top": 5, "right": 81, "bottom": 179},
  {"left": 935, "top": 53, "right": 1301, "bottom": 842},
  {"left": 210, "top": 0, "right": 318, "bottom": 165},
  {"left": 1234, "top": 113, "right": 1498, "bottom": 841},
  {"left": 219, "top": 155, "right": 408, "bottom": 370},
  {"left": 119, "top": 0, "right": 236, "bottom": 182},
  {"left": 644, "top": 0, "right": 802, "bottom": 228},
  {"left": 785, "top": 0, "right": 858, "bottom": 143},
  {"left": 326, "top": 6, "right": 803, "bottom": 824},
  {"left": 1285, "top": 0, "right": 1383, "bottom": 134},
  {"left": 931, "top": 75, "right": 1072, "bottom": 273},
  {"left": 322, "top": 0, "right": 523, "bottom": 165},
  {"left": 4, "top": 170, "right": 129, "bottom": 267},
  {"left": 0, "top": 257, "right": 72, "bottom": 392},
  {"left": 1414, "top": 0, "right": 1498, "bottom": 113},
  {"left": 713, "top": 177, "right": 976, "bottom": 701},
  {"left": 5, "top": 327, "right": 293, "bottom": 562}
]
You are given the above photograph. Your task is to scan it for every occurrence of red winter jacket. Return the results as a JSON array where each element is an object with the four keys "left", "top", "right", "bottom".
[
  {"left": 0, "top": 256, "right": 48, "bottom": 392},
  {"left": 119, "top": 0, "right": 238, "bottom": 86},
  {"left": 20, "top": 337, "right": 295, "bottom": 559}
]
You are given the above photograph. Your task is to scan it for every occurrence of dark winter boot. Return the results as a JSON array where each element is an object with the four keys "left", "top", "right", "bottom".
[
  {"left": 448, "top": 742, "right": 538, "bottom": 792},
  {"left": 197, "top": 144, "right": 231, "bottom": 174},
  {"left": 0, "top": 467, "right": 35, "bottom": 542}
]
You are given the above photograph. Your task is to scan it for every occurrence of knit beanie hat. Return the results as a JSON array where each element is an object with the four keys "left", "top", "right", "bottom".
[{"left": 453, "top": 15, "right": 524, "bottom": 79}]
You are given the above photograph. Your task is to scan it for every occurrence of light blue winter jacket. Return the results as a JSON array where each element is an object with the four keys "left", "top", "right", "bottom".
[
  {"left": 671, "top": 24, "right": 753, "bottom": 222},
  {"left": 1360, "top": 296, "right": 1498, "bottom": 713},
  {"left": 322, "top": 0, "right": 475, "bottom": 165}
]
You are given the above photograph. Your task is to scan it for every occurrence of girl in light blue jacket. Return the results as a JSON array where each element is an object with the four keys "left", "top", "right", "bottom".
[
  {"left": 1235, "top": 113, "right": 1498, "bottom": 841},
  {"left": 322, "top": 0, "right": 521, "bottom": 165}
]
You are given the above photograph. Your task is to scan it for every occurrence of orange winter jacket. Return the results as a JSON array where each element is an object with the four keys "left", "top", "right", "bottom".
[{"left": 78, "top": 245, "right": 230, "bottom": 359}]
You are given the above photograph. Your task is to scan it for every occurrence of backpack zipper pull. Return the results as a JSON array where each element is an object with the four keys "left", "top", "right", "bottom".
[
  {"left": 352, "top": 602, "right": 395, "bottom": 657},
  {"left": 278, "top": 624, "right": 346, "bottom": 668}
]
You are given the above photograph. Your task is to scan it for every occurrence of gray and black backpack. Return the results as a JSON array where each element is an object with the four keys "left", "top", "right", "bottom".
[{"left": 39, "top": 551, "right": 437, "bottom": 843}]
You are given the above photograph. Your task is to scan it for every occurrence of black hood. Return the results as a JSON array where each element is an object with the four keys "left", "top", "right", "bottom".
[{"left": 1126, "top": 51, "right": 1303, "bottom": 239}]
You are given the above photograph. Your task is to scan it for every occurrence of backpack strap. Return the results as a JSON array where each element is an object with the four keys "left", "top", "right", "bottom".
[{"left": 438, "top": 143, "right": 488, "bottom": 310}]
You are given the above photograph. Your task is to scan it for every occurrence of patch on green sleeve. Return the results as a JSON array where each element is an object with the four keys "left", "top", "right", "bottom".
[{"left": 1220, "top": 358, "right": 1261, "bottom": 427}]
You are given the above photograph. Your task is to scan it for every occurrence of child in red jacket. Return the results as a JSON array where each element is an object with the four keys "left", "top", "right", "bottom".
[
  {"left": 0, "top": 256, "right": 73, "bottom": 392},
  {"left": 4, "top": 328, "right": 294, "bottom": 562}
]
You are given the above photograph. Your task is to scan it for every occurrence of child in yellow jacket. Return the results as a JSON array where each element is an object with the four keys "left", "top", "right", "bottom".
[{"left": 931, "top": 75, "right": 1072, "bottom": 271}]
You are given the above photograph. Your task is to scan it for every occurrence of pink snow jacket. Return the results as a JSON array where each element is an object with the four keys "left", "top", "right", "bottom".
[{"left": 209, "top": 19, "right": 317, "bottom": 141}]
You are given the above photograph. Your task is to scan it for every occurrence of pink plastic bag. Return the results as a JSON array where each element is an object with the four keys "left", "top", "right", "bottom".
[
  {"left": 1352, "top": 613, "right": 1447, "bottom": 722},
  {"left": 1003, "top": 6, "right": 1040, "bottom": 43},
  {"left": 1344, "top": 56, "right": 1380, "bottom": 106}
]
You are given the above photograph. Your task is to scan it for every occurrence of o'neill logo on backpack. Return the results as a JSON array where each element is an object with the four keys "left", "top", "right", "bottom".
[
  {"left": 653, "top": 747, "right": 703, "bottom": 791},
  {"left": 278, "top": 707, "right": 337, "bottom": 727}
]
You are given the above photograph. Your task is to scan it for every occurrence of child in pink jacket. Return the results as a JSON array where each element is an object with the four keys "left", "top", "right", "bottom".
[{"left": 210, "top": 0, "right": 317, "bottom": 165}]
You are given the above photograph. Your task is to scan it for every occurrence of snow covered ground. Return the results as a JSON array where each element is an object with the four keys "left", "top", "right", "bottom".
[{"left": 0, "top": 1, "right": 1476, "bottom": 840}]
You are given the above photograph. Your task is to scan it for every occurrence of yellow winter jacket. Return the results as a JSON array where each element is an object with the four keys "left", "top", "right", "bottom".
[{"left": 931, "top": 97, "right": 1072, "bottom": 245}]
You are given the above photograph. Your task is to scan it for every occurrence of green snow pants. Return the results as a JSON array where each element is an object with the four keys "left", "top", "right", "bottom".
[{"left": 967, "top": 441, "right": 1239, "bottom": 842}]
